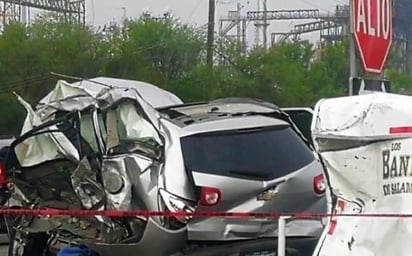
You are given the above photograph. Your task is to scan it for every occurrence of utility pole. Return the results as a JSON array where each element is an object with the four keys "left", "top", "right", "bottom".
[
  {"left": 348, "top": 0, "right": 357, "bottom": 96},
  {"left": 121, "top": 7, "right": 126, "bottom": 22},
  {"left": 263, "top": 0, "right": 267, "bottom": 48},
  {"left": 207, "top": 0, "right": 215, "bottom": 68},
  {"left": 236, "top": 2, "right": 241, "bottom": 42}
]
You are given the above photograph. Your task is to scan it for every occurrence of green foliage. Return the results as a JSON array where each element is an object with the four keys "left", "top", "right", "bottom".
[
  {"left": 102, "top": 13, "right": 205, "bottom": 86},
  {"left": 0, "top": 17, "right": 105, "bottom": 134},
  {"left": 0, "top": 13, "right": 379, "bottom": 135},
  {"left": 386, "top": 69, "right": 412, "bottom": 94},
  {"left": 306, "top": 42, "right": 348, "bottom": 102}
]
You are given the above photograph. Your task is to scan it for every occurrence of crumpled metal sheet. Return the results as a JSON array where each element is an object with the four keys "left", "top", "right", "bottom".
[
  {"left": 14, "top": 77, "right": 173, "bottom": 168},
  {"left": 101, "top": 156, "right": 132, "bottom": 210},
  {"left": 14, "top": 94, "right": 80, "bottom": 167},
  {"left": 69, "top": 77, "right": 183, "bottom": 108},
  {"left": 39, "top": 78, "right": 183, "bottom": 109},
  {"left": 101, "top": 154, "right": 160, "bottom": 214},
  {"left": 312, "top": 92, "right": 412, "bottom": 140},
  {"left": 36, "top": 78, "right": 182, "bottom": 126},
  {"left": 71, "top": 157, "right": 106, "bottom": 210},
  {"left": 312, "top": 92, "right": 412, "bottom": 256}
]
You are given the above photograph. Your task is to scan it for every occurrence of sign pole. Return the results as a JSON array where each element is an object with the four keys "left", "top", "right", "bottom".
[{"left": 349, "top": 0, "right": 357, "bottom": 96}]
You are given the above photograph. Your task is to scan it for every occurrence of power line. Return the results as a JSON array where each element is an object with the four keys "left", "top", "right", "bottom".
[
  {"left": 186, "top": 0, "right": 203, "bottom": 23},
  {"left": 0, "top": 76, "right": 55, "bottom": 95},
  {"left": 0, "top": 74, "right": 52, "bottom": 89},
  {"left": 296, "top": 0, "right": 330, "bottom": 13}
]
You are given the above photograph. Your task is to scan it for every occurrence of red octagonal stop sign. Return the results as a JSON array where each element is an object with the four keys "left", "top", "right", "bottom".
[{"left": 352, "top": 0, "right": 393, "bottom": 74}]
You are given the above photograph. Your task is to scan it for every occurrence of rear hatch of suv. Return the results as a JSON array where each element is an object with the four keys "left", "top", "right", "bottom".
[{"left": 179, "top": 115, "right": 326, "bottom": 241}]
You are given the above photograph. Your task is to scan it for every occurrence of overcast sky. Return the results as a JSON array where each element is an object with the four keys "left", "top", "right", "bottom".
[{"left": 84, "top": 0, "right": 347, "bottom": 44}]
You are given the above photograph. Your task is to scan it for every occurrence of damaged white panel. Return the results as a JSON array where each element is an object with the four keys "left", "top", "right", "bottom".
[
  {"left": 16, "top": 93, "right": 42, "bottom": 133},
  {"left": 39, "top": 80, "right": 92, "bottom": 105},
  {"left": 71, "top": 77, "right": 183, "bottom": 108},
  {"left": 312, "top": 92, "right": 412, "bottom": 140},
  {"left": 312, "top": 92, "right": 412, "bottom": 256},
  {"left": 15, "top": 130, "right": 80, "bottom": 167},
  {"left": 15, "top": 135, "right": 63, "bottom": 167},
  {"left": 33, "top": 77, "right": 175, "bottom": 138},
  {"left": 15, "top": 94, "right": 80, "bottom": 166}
]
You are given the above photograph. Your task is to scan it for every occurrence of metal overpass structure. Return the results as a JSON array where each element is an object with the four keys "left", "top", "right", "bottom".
[
  {"left": 219, "top": 6, "right": 348, "bottom": 48},
  {"left": 219, "top": 0, "right": 412, "bottom": 74},
  {"left": 267, "top": 7, "right": 348, "bottom": 46},
  {"left": 0, "top": 0, "right": 85, "bottom": 29}
]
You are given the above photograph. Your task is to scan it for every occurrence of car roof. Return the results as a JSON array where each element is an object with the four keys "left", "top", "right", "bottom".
[
  {"left": 281, "top": 107, "right": 314, "bottom": 113},
  {"left": 179, "top": 115, "right": 289, "bottom": 137},
  {"left": 40, "top": 77, "right": 184, "bottom": 109},
  {"left": 159, "top": 97, "right": 283, "bottom": 128},
  {"left": 0, "top": 136, "right": 15, "bottom": 149}
]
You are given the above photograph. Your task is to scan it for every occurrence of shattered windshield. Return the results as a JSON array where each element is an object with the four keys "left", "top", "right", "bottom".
[{"left": 180, "top": 126, "right": 315, "bottom": 180}]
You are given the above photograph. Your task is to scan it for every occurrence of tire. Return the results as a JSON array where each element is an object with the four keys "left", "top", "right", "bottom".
[{"left": 8, "top": 216, "right": 50, "bottom": 256}]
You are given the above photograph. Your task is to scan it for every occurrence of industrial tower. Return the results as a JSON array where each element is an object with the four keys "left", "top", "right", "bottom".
[
  {"left": 219, "top": 0, "right": 412, "bottom": 74},
  {"left": 0, "top": 0, "right": 86, "bottom": 30}
]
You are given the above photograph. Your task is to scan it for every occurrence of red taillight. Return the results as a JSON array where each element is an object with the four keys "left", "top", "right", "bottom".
[
  {"left": 200, "top": 187, "right": 221, "bottom": 207},
  {"left": 313, "top": 174, "right": 326, "bottom": 195},
  {"left": 0, "top": 162, "right": 6, "bottom": 188}
]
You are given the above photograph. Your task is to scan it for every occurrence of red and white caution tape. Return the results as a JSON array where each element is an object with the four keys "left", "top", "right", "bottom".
[{"left": 0, "top": 208, "right": 411, "bottom": 219}]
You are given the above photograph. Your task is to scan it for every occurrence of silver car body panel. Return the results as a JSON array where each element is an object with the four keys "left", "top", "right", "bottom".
[
  {"left": 0, "top": 138, "right": 15, "bottom": 149},
  {"left": 187, "top": 160, "right": 325, "bottom": 240},
  {"left": 180, "top": 115, "right": 289, "bottom": 136},
  {"left": 159, "top": 120, "right": 197, "bottom": 201}
]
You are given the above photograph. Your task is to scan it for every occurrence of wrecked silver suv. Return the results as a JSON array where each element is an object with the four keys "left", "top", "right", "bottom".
[{"left": 5, "top": 77, "right": 328, "bottom": 256}]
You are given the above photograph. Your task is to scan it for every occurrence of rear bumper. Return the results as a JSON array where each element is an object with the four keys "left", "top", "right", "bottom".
[
  {"left": 184, "top": 236, "right": 320, "bottom": 256},
  {"left": 188, "top": 218, "right": 325, "bottom": 241}
]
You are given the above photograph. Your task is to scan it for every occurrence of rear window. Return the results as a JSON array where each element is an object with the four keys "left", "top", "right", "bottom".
[{"left": 181, "top": 126, "right": 315, "bottom": 180}]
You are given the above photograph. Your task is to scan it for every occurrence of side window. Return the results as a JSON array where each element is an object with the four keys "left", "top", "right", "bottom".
[{"left": 284, "top": 110, "right": 313, "bottom": 146}]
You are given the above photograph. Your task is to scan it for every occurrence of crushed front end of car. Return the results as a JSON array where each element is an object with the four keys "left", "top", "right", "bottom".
[{"left": 5, "top": 77, "right": 195, "bottom": 256}]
